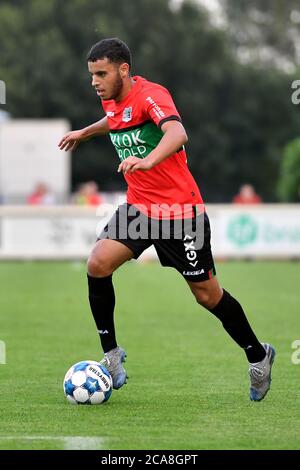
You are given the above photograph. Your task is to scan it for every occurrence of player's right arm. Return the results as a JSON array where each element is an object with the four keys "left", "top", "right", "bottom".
[{"left": 58, "top": 116, "right": 110, "bottom": 151}]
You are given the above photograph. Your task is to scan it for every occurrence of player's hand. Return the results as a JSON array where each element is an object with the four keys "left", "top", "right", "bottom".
[
  {"left": 58, "top": 130, "right": 86, "bottom": 151},
  {"left": 118, "top": 156, "right": 153, "bottom": 174}
]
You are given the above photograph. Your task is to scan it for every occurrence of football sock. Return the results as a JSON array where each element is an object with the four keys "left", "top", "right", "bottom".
[
  {"left": 209, "top": 289, "right": 266, "bottom": 363},
  {"left": 87, "top": 274, "right": 117, "bottom": 353}
]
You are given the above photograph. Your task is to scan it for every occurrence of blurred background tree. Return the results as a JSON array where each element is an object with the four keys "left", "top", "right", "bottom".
[
  {"left": 222, "top": 0, "right": 300, "bottom": 71},
  {"left": 0, "top": 0, "right": 300, "bottom": 201},
  {"left": 278, "top": 137, "right": 300, "bottom": 201}
]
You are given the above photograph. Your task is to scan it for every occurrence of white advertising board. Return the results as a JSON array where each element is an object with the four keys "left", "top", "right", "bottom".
[
  {"left": 0, "top": 205, "right": 299, "bottom": 259},
  {"left": 0, "top": 119, "right": 70, "bottom": 199}
]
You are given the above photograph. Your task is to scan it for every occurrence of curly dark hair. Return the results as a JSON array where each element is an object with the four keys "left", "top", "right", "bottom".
[{"left": 86, "top": 38, "right": 131, "bottom": 69}]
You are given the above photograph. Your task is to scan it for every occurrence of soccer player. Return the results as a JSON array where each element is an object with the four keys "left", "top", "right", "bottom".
[{"left": 59, "top": 38, "right": 275, "bottom": 401}]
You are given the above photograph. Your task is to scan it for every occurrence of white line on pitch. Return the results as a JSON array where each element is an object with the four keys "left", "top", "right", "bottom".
[{"left": 0, "top": 436, "right": 105, "bottom": 450}]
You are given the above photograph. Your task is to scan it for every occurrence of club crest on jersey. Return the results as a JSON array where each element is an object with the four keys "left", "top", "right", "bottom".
[{"left": 122, "top": 107, "right": 132, "bottom": 122}]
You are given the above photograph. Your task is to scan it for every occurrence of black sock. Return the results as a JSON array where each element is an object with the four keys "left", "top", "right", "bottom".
[
  {"left": 87, "top": 274, "right": 117, "bottom": 353},
  {"left": 209, "top": 289, "right": 266, "bottom": 363}
]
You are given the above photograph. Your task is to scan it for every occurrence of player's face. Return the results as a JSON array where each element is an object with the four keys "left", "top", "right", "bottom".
[{"left": 88, "top": 58, "right": 127, "bottom": 101}]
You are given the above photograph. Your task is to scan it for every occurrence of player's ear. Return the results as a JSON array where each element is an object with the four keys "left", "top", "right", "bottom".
[{"left": 119, "top": 63, "right": 130, "bottom": 78}]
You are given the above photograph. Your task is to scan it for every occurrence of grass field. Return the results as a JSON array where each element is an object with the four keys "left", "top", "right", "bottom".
[{"left": 0, "top": 260, "right": 299, "bottom": 450}]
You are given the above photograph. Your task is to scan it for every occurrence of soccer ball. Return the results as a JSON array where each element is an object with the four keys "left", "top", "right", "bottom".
[{"left": 63, "top": 360, "right": 112, "bottom": 405}]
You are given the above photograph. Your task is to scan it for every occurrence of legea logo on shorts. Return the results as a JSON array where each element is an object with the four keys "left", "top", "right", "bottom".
[{"left": 227, "top": 214, "right": 258, "bottom": 247}]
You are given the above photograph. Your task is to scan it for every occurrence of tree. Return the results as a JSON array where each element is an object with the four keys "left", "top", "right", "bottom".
[
  {"left": 222, "top": 0, "right": 300, "bottom": 71},
  {"left": 278, "top": 138, "right": 300, "bottom": 201}
]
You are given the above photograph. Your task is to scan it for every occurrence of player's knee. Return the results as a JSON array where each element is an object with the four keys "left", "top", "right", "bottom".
[
  {"left": 194, "top": 289, "right": 215, "bottom": 309},
  {"left": 87, "top": 254, "right": 113, "bottom": 278}
]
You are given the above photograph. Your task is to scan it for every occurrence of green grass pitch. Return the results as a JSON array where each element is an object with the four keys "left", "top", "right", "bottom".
[{"left": 0, "top": 260, "right": 299, "bottom": 450}]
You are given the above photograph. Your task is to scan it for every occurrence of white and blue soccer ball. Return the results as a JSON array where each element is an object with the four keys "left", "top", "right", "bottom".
[{"left": 63, "top": 360, "right": 112, "bottom": 405}]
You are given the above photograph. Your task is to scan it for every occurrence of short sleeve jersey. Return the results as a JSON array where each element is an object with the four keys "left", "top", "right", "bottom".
[{"left": 101, "top": 76, "right": 203, "bottom": 219}]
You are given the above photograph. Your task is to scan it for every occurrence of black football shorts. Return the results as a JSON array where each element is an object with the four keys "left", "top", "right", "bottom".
[{"left": 98, "top": 203, "right": 216, "bottom": 282}]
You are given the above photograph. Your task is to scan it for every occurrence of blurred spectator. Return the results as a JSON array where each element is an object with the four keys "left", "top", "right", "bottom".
[
  {"left": 27, "top": 182, "right": 56, "bottom": 205},
  {"left": 73, "top": 181, "right": 103, "bottom": 206},
  {"left": 232, "top": 184, "right": 262, "bottom": 204}
]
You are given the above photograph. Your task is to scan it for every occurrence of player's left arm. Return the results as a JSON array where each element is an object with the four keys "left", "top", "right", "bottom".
[{"left": 118, "top": 120, "right": 188, "bottom": 174}]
